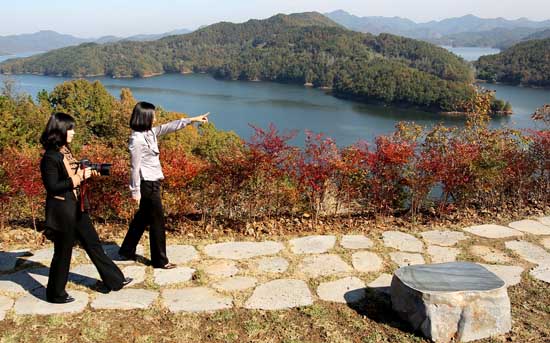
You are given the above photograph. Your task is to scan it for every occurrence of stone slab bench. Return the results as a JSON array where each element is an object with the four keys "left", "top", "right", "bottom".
[{"left": 390, "top": 262, "right": 511, "bottom": 343}]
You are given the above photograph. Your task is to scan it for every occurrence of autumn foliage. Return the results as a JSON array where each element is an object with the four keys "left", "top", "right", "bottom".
[{"left": 0, "top": 79, "right": 548, "bottom": 230}]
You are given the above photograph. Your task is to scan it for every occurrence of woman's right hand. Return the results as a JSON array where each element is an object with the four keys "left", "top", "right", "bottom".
[
  {"left": 190, "top": 112, "right": 210, "bottom": 123},
  {"left": 77, "top": 167, "right": 93, "bottom": 180}
]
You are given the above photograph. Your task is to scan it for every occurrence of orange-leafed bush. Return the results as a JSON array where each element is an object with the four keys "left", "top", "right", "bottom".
[
  {"left": 80, "top": 144, "right": 133, "bottom": 223},
  {"left": 1, "top": 147, "right": 43, "bottom": 229}
]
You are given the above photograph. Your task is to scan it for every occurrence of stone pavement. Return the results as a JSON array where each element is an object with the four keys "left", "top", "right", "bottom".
[{"left": 0, "top": 215, "right": 548, "bottom": 318}]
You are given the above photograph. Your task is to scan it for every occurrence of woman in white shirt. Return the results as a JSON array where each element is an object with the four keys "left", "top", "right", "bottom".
[{"left": 119, "top": 101, "right": 209, "bottom": 269}]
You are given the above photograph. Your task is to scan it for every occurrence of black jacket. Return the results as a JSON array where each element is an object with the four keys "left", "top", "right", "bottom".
[{"left": 40, "top": 149, "right": 79, "bottom": 232}]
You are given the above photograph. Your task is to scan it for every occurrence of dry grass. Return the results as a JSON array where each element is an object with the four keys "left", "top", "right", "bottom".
[
  {"left": 1, "top": 277, "right": 549, "bottom": 343},
  {"left": 1, "top": 209, "right": 549, "bottom": 342}
]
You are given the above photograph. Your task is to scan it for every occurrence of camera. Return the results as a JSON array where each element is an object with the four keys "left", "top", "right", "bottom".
[{"left": 80, "top": 159, "right": 112, "bottom": 176}]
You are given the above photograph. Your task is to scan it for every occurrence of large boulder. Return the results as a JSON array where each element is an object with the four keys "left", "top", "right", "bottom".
[{"left": 391, "top": 262, "right": 511, "bottom": 343}]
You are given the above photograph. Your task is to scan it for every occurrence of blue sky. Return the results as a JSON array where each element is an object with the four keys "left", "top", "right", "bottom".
[{"left": 3, "top": 0, "right": 550, "bottom": 37}]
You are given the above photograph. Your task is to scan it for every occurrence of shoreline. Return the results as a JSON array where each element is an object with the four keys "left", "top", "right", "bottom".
[
  {"left": 440, "top": 110, "right": 513, "bottom": 116},
  {"left": 2, "top": 71, "right": 446, "bottom": 113},
  {"left": 0, "top": 71, "right": 530, "bottom": 117},
  {"left": 476, "top": 79, "right": 550, "bottom": 90}
]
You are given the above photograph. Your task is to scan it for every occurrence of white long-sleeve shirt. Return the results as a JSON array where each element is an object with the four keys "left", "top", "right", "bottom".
[{"left": 129, "top": 118, "right": 192, "bottom": 200}]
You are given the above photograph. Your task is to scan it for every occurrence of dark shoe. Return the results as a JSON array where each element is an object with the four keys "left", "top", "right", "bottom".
[
  {"left": 122, "top": 277, "right": 133, "bottom": 287},
  {"left": 118, "top": 251, "right": 136, "bottom": 261},
  {"left": 48, "top": 295, "right": 75, "bottom": 304},
  {"left": 96, "top": 283, "right": 112, "bottom": 294},
  {"left": 97, "top": 277, "right": 133, "bottom": 294},
  {"left": 160, "top": 263, "right": 177, "bottom": 269}
]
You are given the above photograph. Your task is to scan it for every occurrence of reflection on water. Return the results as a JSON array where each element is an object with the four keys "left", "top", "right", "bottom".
[
  {"left": 1, "top": 73, "right": 548, "bottom": 146},
  {"left": 103, "top": 84, "right": 248, "bottom": 101}
]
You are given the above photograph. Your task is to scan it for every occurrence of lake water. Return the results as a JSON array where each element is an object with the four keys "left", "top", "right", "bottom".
[
  {"left": 441, "top": 46, "right": 501, "bottom": 61},
  {"left": 0, "top": 52, "right": 44, "bottom": 63},
  {"left": 1, "top": 45, "right": 548, "bottom": 146},
  {"left": 1, "top": 72, "right": 548, "bottom": 146}
]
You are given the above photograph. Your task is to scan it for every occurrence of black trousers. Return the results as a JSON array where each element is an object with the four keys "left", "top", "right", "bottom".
[
  {"left": 120, "top": 180, "right": 168, "bottom": 268},
  {"left": 47, "top": 207, "right": 125, "bottom": 302}
]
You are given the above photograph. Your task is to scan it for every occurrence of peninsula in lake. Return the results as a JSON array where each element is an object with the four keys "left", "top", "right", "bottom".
[
  {"left": 475, "top": 38, "right": 550, "bottom": 87},
  {"left": 1, "top": 12, "right": 498, "bottom": 114}
]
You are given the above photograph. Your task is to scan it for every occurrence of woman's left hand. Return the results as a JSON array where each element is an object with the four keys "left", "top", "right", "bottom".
[{"left": 91, "top": 170, "right": 100, "bottom": 177}]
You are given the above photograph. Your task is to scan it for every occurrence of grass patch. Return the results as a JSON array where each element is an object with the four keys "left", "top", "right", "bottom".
[
  {"left": 211, "top": 309, "right": 235, "bottom": 322},
  {"left": 191, "top": 269, "right": 207, "bottom": 286},
  {"left": 299, "top": 304, "right": 329, "bottom": 318},
  {"left": 0, "top": 281, "right": 548, "bottom": 343},
  {"left": 2, "top": 217, "right": 550, "bottom": 343}
]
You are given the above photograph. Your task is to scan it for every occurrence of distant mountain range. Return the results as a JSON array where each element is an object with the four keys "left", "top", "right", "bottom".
[
  {"left": 0, "top": 12, "right": 479, "bottom": 113},
  {"left": 0, "top": 29, "right": 192, "bottom": 55},
  {"left": 325, "top": 10, "right": 550, "bottom": 48},
  {"left": 523, "top": 28, "right": 550, "bottom": 41},
  {"left": 428, "top": 27, "right": 540, "bottom": 49},
  {"left": 0, "top": 31, "right": 85, "bottom": 55},
  {"left": 4, "top": 11, "right": 550, "bottom": 55}
]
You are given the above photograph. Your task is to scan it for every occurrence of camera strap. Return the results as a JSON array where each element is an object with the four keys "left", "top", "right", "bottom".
[{"left": 80, "top": 176, "right": 87, "bottom": 212}]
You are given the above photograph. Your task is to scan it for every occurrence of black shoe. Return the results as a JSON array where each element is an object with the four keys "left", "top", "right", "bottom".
[
  {"left": 122, "top": 277, "right": 133, "bottom": 287},
  {"left": 118, "top": 251, "right": 136, "bottom": 261},
  {"left": 97, "top": 277, "right": 133, "bottom": 294},
  {"left": 48, "top": 295, "right": 75, "bottom": 304},
  {"left": 96, "top": 283, "right": 112, "bottom": 294}
]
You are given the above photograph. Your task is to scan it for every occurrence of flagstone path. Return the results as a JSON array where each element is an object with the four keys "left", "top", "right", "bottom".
[{"left": 0, "top": 215, "right": 549, "bottom": 318}]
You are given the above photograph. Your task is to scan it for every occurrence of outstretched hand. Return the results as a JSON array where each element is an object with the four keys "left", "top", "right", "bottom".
[{"left": 190, "top": 112, "right": 209, "bottom": 124}]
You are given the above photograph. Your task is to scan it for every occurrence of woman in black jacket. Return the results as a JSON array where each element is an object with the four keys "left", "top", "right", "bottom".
[{"left": 40, "top": 112, "right": 131, "bottom": 303}]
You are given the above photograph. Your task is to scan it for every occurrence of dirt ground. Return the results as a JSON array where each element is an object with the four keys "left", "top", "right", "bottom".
[{"left": 1, "top": 207, "right": 549, "bottom": 343}]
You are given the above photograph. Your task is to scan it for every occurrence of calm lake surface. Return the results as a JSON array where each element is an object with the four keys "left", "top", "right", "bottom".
[
  {"left": 441, "top": 46, "right": 501, "bottom": 61},
  {"left": 1, "top": 73, "right": 548, "bottom": 146},
  {"left": 0, "top": 52, "right": 44, "bottom": 63},
  {"left": 1, "top": 46, "right": 548, "bottom": 146}
]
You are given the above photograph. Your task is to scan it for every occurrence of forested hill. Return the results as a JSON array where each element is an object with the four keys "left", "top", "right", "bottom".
[
  {"left": 475, "top": 38, "right": 550, "bottom": 87},
  {"left": 0, "top": 12, "right": 477, "bottom": 112}
]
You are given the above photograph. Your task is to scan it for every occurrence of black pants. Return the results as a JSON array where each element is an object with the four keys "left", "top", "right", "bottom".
[
  {"left": 47, "top": 208, "right": 125, "bottom": 302},
  {"left": 120, "top": 180, "right": 168, "bottom": 268}
]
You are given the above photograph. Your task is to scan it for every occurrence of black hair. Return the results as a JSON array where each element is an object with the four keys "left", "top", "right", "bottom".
[
  {"left": 40, "top": 112, "right": 76, "bottom": 150},
  {"left": 129, "top": 101, "right": 155, "bottom": 132}
]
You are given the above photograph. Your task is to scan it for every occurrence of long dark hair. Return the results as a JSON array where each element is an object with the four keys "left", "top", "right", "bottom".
[
  {"left": 129, "top": 101, "right": 155, "bottom": 132},
  {"left": 40, "top": 112, "right": 76, "bottom": 150}
]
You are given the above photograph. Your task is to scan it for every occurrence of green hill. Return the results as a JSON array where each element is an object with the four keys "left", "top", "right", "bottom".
[
  {"left": 0, "top": 12, "right": 477, "bottom": 112},
  {"left": 475, "top": 38, "right": 550, "bottom": 87}
]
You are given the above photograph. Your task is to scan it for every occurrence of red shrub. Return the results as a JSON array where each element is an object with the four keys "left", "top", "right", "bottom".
[
  {"left": 424, "top": 141, "right": 480, "bottom": 205},
  {"left": 528, "top": 129, "right": 550, "bottom": 203},
  {"left": 367, "top": 134, "right": 416, "bottom": 214},
  {"left": 80, "top": 144, "right": 133, "bottom": 222},
  {"left": 333, "top": 142, "right": 370, "bottom": 214},
  {"left": 161, "top": 146, "right": 208, "bottom": 215},
  {"left": 162, "top": 147, "right": 207, "bottom": 189},
  {"left": 245, "top": 124, "right": 299, "bottom": 218},
  {"left": 296, "top": 131, "right": 341, "bottom": 221},
  {"left": 2, "top": 147, "right": 43, "bottom": 230}
]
